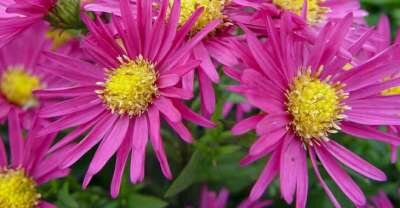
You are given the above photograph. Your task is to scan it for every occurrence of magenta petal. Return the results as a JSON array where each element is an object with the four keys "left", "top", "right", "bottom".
[
  {"left": 87, "top": 116, "right": 130, "bottom": 177},
  {"left": 61, "top": 114, "right": 118, "bottom": 168},
  {"left": 309, "top": 149, "right": 341, "bottom": 208},
  {"left": 279, "top": 134, "right": 298, "bottom": 204},
  {"left": 153, "top": 97, "right": 182, "bottom": 122},
  {"left": 157, "top": 74, "right": 179, "bottom": 88},
  {"left": 341, "top": 122, "right": 400, "bottom": 145},
  {"left": 148, "top": 107, "right": 172, "bottom": 179},
  {"left": 249, "top": 128, "right": 286, "bottom": 156},
  {"left": 0, "top": 135, "right": 7, "bottom": 166},
  {"left": 8, "top": 110, "right": 24, "bottom": 167},
  {"left": 323, "top": 141, "right": 386, "bottom": 181},
  {"left": 173, "top": 101, "right": 215, "bottom": 128},
  {"left": 315, "top": 145, "right": 366, "bottom": 206},
  {"left": 249, "top": 149, "right": 279, "bottom": 201},
  {"left": 232, "top": 115, "right": 263, "bottom": 136},
  {"left": 130, "top": 115, "right": 149, "bottom": 183},
  {"left": 295, "top": 141, "right": 308, "bottom": 208},
  {"left": 111, "top": 134, "right": 131, "bottom": 198}
]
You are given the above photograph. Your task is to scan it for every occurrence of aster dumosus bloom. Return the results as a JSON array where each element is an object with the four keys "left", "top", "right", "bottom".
[
  {"left": 231, "top": 0, "right": 367, "bottom": 33},
  {"left": 227, "top": 13, "right": 400, "bottom": 207},
  {"left": 84, "top": 0, "right": 243, "bottom": 117},
  {"left": 35, "top": 0, "right": 218, "bottom": 197},
  {"left": 0, "top": 22, "right": 70, "bottom": 129},
  {"left": 0, "top": 110, "right": 70, "bottom": 208},
  {"left": 196, "top": 186, "right": 272, "bottom": 208}
]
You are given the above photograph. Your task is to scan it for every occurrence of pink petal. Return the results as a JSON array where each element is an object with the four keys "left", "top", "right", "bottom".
[
  {"left": 232, "top": 115, "right": 264, "bottom": 135},
  {"left": 323, "top": 141, "right": 386, "bottom": 181},
  {"left": 111, "top": 134, "right": 131, "bottom": 198},
  {"left": 153, "top": 96, "right": 182, "bottom": 122},
  {"left": 315, "top": 145, "right": 366, "bottom": 206},
  {"left": 280, "top": 134, "right": 299, "bottom": 204},
  {"left": 148, "top": 106, "right": 172, "bottom": 179},
  {"left": 341, "top": 121, "right": 400, "bottom": 145},
  {"left": 130, "top": 116, "right": 149, "bottom": 183},
  {"left": 8, "top": 110, "right": 24, "bottom": 167}
]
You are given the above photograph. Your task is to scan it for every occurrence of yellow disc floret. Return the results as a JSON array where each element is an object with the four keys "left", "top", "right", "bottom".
[
  {"left": 177, "top": 0, "right": 226, "bottom": 32},
  {"left": 382, "top": 86, "right": 400, "bottom": 96},
  {"left": 0, "top": 169, "right": 40, "bottom": 208},
  {"left": 272, "top": 0, "right": 330, "bottom": 24},
  {"left": 97, "top": 56, "right": 158, "bottom": 116},
  {"left": 0, "top": 68, "right": 41, "bottom": 107},
  {"left": 286, "top": 69, "right": 347, "bottom": 144}
]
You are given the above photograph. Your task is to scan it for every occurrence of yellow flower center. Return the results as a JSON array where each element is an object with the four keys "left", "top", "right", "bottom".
[
  {"left": 46, "top": 29, "right": 73, "bottom": 50},
  {"left": 272, "top": 0, "right": 330, "bottom": 24},
  {"left": 286, "top": 70, "right": 347, "bottom": 144},
  {"left": 97, "top": 56, "right": 158, "bottom": 116},
  {"left": 177, "top": 0, "right": 226, "bottom": 33},
  {"left": 0, "top": 68, "right": 41, "bottom": 107},
  {"left": 0, "top": 169, "right": 40, "bottom": 208}
]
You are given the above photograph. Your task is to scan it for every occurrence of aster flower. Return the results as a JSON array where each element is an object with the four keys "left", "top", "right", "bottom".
[
  {"left": 0, "top": 0, "right": 84, "bottom": 48},
  {"left": 223, "top": 101, "right": 252, "bottom": 121},
  {"left": 83, "top": 0, "right": 243, "bottom": 117},
  {"left": 230, "top": 0, "right": 367, "bottom": 32},
  {"left": 35, "top": 0, "right": 218, "bottom": 197},
  {"left": 196, "top": 186, "right": 272, "bottom": 208},
  {"left": 0, "top": 22, "right": 69, "bottom": 129},
  {"left": 227, "top": 13, "right": 400, "bottom": 207},
  {"left": 0, "top": 110, "right": 70, "bottom": 208}
]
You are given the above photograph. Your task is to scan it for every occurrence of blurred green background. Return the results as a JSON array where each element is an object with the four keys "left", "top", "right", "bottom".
[{"left": 39, "top": 1, "right": 400, "bottom": 207}]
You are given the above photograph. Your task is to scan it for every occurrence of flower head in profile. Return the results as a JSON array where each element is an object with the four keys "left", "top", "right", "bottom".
[
  {"left": 36, "top": 0, "right": 218, "bottom": 197},
  {"left": 0, "top": 110, "right": 70, "bottom": 208},
  {"left": 196, "top": 186, "right": 272, "bottom": 208},
  {"left": 227, "top": 13, "right": 400, "bottom": 207},
  {"left": 0, "top": 22, "right": 69, "bottom": 129},
  {"left": 0, "top": 0, "right": 83, "bottom": 48}
]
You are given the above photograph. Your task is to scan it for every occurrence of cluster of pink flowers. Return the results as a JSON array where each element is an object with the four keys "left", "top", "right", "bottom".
[{"left": 0, "top": 0, "right": 399, "bottom": 207}]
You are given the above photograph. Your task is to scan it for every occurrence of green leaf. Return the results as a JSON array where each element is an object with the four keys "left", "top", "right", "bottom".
[
  {"left": 57, "top": 183, "right": 80, "bottom": 208},
  {"left": 164, "top": 150, "right": 210, "bottom": 197},
  {"left": 127, "top": 194, "right": 168, "bottom": 208}
]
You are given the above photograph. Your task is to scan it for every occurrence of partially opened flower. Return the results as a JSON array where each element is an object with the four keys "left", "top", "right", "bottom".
[
  {"left": 0, "top": 110, "right": 70, "bottom": 208},
  {"left": 0, "top": 0, "right": 83, "bottom": 48},
  {"left": 0, "top": 22, "right": 69, "bottom": 129},
  {"left": 197, "top": 186, "right": 272, "bottom": 208},
  {"left": 35, "top": 0, "right": 218, "bottom": 197},
  {"left": 227, "top": 13, "right": 400, "bottom": 207}
]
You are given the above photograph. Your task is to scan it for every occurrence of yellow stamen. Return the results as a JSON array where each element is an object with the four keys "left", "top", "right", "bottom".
[
  {"left": 176, "top": 0, "right": 226, "bottom": 33},
  {"left": 272, "top": 0, "right": 330, "bottom": 24},
  {"left": 98, "top": 56, "right": 158, "bottom": 116},
  {"left": 46, "top": 29, "right": 73, "bottom": 50},
  {"left": 0, "top": 68, "right": 41, "bottom": 108},
  {"left": 0, "top": 168, "right": 40, "bottom": 208},
  {"left": 286, "top": 69, "right": 347, "bottom": 145}
]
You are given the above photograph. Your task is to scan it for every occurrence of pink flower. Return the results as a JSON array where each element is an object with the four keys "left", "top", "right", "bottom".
[
  {"left": 84, "top": 0, "right": 243, "bottom": 117},
  {"left": 223, "top": 101, "right": 252, "bottom": 121},
  {"left": 0, "top": 22, "right": 69, "bottom": 129},
  {"left": 35, "top": 0, "right": 218, "bottom": 197},
  {"left": 0, "top": 110, "right": 70, "bottom": 208},
  {"left": 227, "top": 13, "right": 400, "bottom": 207},
  {"left": 231, "top": 0, "right": 367, "bottom": 32},
  {"left": 0, "top": 0, "right": 56, "bottom": 47},
  {"left": 197, "top": 186, "right": 272, "bottom": 208}
]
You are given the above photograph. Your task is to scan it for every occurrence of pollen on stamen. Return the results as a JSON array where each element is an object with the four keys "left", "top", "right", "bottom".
[
  {"left": 272, "top": 0, "right": 330, "bottom": 24},
  {"left": 0, "top": 67, "right": 41, "bottom": 108},
  {"left": 176, "top": 0, "right": 227, "bottom": 33},
  {"left": 97, "top": 56, "right": 158, "bottom": 116},
  {"left": 0, "top": 168, "right": 40, "bottom": 208},
  {"left": 286, "top": 68, "right": 348, "bottom": 145}
]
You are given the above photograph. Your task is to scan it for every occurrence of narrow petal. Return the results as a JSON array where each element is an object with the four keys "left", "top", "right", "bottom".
[
  {"left": 130, "top": 116, "right": 149, "bottom": 183},
  {"left": 323, "top": 141, "right": 386, "bottom": 181},
  {"left": 9, "top": 110, "right": 24, "bottom": 167},
  {"left": 232, "top": 115, "right": 264, "bottom": 135}
]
